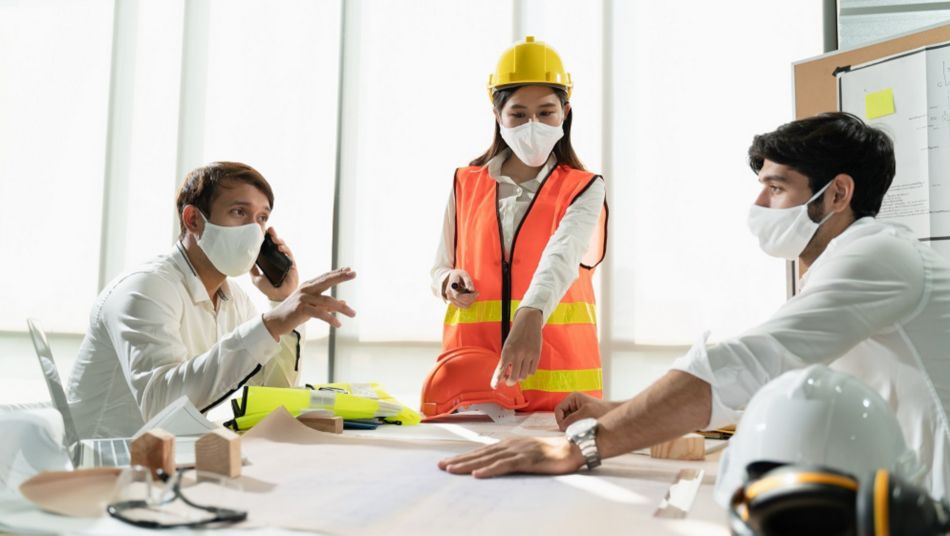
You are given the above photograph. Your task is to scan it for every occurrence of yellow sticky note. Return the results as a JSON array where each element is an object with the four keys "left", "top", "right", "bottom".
[{"left": 865, "top": 88, "right": 895, "bottom": 119}]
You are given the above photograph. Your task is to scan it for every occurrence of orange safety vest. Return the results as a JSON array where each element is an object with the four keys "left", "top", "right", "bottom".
[{"left": 443, "top": 163, "right": 608, "bottom": 411}]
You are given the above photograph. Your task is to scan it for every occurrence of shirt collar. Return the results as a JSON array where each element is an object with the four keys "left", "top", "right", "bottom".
[
  {"left": 486, "top": 149, "right": 557, "bottom": 186},
  {"left": 172, "top": 242, "right": 232, "bottom": 304},
  {"left": 799, "top": 216, "right": 902, "bottom": 287}
]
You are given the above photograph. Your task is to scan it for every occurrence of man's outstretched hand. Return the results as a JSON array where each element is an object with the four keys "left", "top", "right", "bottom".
[{"left": 438, "top": 437, "right": 584, "bottom": 478}]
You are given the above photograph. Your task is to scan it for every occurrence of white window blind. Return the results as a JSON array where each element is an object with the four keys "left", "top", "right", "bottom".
[
  {"left": 193, "top": 0, "right": 342, "bottom": 341},
  {"left": 334, "top": 0, "right": 515, "bottom": 344},
  {"left": 607, "top": 0, "right": 824, "bottom": 345},
  {"left": 0, "top": 0, "right": 114, "bottom": 332}
]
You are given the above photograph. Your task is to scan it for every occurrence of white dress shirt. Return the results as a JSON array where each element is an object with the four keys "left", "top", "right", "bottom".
[
  {"left": 431, "top": 150, "right": 606, "bottom": 321},
  {"left": 674, "top": 217, "right": 950, "bottom": 498},
  {"left": 67, "top": 244, "right": 301, "bottom": 439}
]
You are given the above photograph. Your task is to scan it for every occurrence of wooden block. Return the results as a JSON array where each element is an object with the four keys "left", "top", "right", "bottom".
[
  {"left": 297, "top": 413, "right": 343, "bottom": 434},
  {"left": 130, "top": 428, "right": 175, "bottom": 478},
  {"left": 650, "top": 433, "right": 705, "bottom": 461},
  {"left": 195, "top": 428, "right": 241, "bottom": 478}
]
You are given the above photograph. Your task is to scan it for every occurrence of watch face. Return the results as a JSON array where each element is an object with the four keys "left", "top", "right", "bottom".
[{"left": 566, "top": 417, "right": 598, "bottom": 437}]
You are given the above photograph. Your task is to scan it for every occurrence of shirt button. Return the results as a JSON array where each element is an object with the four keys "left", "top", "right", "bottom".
[{"left": 516, "top": 188, "right": 523, "bottom": 195}]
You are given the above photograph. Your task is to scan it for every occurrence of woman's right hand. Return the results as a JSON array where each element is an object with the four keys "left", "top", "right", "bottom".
[{"left": 443, "top": 269, "right": 479, "bottom": 309}]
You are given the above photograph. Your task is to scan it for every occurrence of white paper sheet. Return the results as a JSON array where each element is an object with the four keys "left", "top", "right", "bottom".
[
  {"left": 135, "top": 396, "right": 220, "bottom": 438},
  {"left": 183, "top": 408, "right": 724, "bottom": 535},
  {"left": 839, "top": 42, "right": 950, "bottom": 242}
]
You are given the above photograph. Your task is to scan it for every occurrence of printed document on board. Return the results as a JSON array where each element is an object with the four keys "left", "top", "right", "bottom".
[{"left": 838, "top": 42, "right": 950, "bottom": 241}]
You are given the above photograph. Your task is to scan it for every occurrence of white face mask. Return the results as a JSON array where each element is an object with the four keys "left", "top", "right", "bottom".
[
  {"left": 195, "top": 212, "right": 265, "bottom": 277},
  {"left": 499, "top": 120, "right": 564, "bottom": 167},
  {"left": 747, "top": 181, "right": 835, "bottom": 260}
]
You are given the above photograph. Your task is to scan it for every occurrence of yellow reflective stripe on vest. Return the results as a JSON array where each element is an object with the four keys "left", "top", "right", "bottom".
[
  {"left": 520, "top": 368, "right": 603, "bottom": 393},
  {"left": 241, "top": 386, "right": 381, "bottom": 420},
  {"left": 444, "top": 300, "right": 506, "bottom": 325},
  {"left": 545, "top": 302, "right": 597, "bottom": 325},
  {"left": 324, "top": 393, "right": 381, "bottom": 420},
  {"left": 387, "top": 407, "right": 422, "bottom": 426},
  {"left": 445, "top": 300, "right": 596, "bottom": 325},
  {"left": 242, "top": 386, "right": 311, "bottom": 415},
  {"left": 228, "top": 410, "right": 301, "bottom": 432}
]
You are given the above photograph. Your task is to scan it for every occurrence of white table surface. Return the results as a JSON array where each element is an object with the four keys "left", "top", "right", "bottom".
[{"left": 1, "top": 412, "right": 730, "bottom": 535}]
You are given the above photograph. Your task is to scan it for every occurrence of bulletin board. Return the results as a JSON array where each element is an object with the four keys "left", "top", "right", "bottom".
[
  {"left": 788, "top": 21, "right": 950, "bottom": 294},
  {"left": 836, "top": 42, "right": 950, "bottom": 243},
  {"left": 794, "top": 21, "right": 950, "bottom": 119}
]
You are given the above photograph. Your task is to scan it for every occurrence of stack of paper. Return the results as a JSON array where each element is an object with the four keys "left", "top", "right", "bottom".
[{"left": 135, "top": 396, "right": 220, "bottom": 438}]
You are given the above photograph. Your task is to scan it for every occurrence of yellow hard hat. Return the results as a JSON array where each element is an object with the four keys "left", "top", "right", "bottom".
[{"left": 487, "top": 36, "right": 572, "bottom": 103}]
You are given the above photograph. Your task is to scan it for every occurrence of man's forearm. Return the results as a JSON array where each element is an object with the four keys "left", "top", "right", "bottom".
[{"left": 595, "top": 370, "right": 713, "bottom": 459}]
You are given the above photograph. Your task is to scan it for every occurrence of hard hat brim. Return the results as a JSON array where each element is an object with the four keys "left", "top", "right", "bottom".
[{"left": 491, "top": 82, "right": 572, "bottom": 98}]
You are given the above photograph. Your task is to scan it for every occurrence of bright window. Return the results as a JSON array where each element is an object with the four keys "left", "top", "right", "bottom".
[
  {"left": 198, "top": 0, "right": 342, "bottom": 342},
  {"left": 0, "top": 1, "right": 828, "bottom": 405},
  {"left": 334, "top": 0, "right": 515, "bottom": 344},
  {"left": 607, "top": 0, "right": 824, "bottom": 345},
  {"left": 0, "top": 0, "right": 114, "bottom": 332}
]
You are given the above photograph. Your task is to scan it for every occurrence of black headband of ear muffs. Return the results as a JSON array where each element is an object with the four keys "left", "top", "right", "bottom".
[
  {"left": 856, "top": 468, "right": 950, "bottom": 536},
  {"left": 731, "top": 463, "right": 950, "bottom": 536},
  {"left": 730, "top": 464, "right": 859, "bottom": 536}
]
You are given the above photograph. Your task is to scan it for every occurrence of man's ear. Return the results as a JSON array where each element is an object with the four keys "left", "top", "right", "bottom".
[
  {"left": 181, "top": 205, "right": 204, "bottom": 237},
  {"left": 830, "top": 173, "right": 855, "bottom": 213},
  {"left": 563, "top": 102, "right": 572, "bottom": 118}
]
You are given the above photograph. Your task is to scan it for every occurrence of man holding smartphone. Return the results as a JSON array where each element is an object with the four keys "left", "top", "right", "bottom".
[{"left": 67, "top": 162, "right": 356, "bottom": 438}]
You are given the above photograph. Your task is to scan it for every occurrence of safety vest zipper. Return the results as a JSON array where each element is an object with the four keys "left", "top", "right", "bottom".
[
  {"left": 495, "top": 182, "right": 511, "bottom": 343},
  {"left": 501, "top": 260, "right": 512, "bottom": 342},
  {"left": 495, "top": 165, "right": 556, "bottom": 346}
]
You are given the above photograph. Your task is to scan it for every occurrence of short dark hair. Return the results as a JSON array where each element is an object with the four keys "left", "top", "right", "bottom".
[
  {"left": 175, "top": 162, "right": 274, "bottom": 238},
  {"left": 748, "top": 112, "right": 896, "bottom": 219}
]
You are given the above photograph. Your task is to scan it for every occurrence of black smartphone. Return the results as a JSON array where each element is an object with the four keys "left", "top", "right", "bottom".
[{"left": 256, "top": 233, "right": 293, "bottom": 288}]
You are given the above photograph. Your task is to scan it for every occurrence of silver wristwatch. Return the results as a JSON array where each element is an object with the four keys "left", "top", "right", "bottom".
[{"left": 565, "top": 417, "right": 601, "bottom": 470}]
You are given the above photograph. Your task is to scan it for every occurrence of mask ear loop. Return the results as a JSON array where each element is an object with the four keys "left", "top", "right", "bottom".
[
  {"left": 806, "top": 179, "right": 837, "bottom": 226},
  {"left": 180, "top": 205, "right": 209, "bottom": 242}
]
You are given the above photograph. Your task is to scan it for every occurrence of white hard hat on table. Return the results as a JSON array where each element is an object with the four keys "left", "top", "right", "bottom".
[{"left": 714, "top": 364, "right": 922, "bottom": 506}]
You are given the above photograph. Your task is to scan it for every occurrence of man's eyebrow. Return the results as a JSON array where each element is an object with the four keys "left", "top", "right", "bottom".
[
  {"left": 759, "top": 174, "right": 791, "bottom": 184},
  {"left": 228, "top": 200, "right": 271, "bottom": 211}
]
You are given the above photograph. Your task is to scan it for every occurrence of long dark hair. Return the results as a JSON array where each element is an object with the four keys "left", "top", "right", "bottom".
[{"left": 470, "top": 86, "right": 586, "bottom": 171}]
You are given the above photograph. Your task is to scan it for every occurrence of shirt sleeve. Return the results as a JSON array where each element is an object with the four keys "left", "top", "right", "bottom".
[
  {"left": 672, "top": 232, "right": 927, "bottom": 429},
  {"left": 431, "top": 184, "right": 456, "bottom": 300},
  {"left": 247, "top": 298, "right": 303, "bottom": 390},
  {"left": 101, "top": 273, "right": 283, "bottom": 420},
  {"left": 519, "top": 177, "right": 606, "bottom": 321}
]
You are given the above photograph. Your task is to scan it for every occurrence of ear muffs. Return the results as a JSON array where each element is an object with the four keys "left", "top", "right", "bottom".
[
  {"left": 731, "top": 463, "right": 950, "bottom": 536},
  {"left": 730, "top": 464, "right": 858, "bottom": 536},
  {"left": 856, "top": 468, "right": 950, "bottom": 536}
]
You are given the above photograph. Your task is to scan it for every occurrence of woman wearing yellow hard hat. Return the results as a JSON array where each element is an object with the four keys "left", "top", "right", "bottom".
[{"left": 430, "top": 36, "right": 608, "bottom": 411}]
